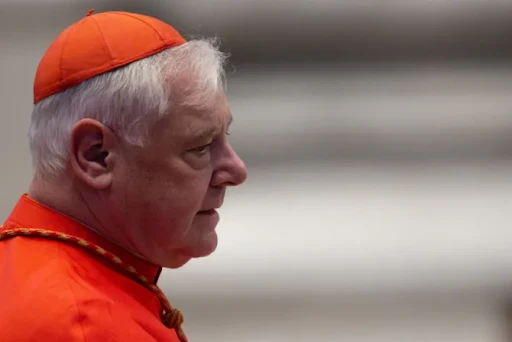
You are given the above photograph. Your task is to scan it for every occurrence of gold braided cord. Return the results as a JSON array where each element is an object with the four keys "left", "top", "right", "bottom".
[{"left": 0, "top": 227, "right": 188, "bottom": 342}]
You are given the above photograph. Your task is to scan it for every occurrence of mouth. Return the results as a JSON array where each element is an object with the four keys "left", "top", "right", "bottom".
[{"left": 197, "top": 209, "right": 217, "bottom": 215}]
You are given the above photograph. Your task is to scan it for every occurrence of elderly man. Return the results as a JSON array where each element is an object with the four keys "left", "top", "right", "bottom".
[{"left": 0, "top": 9, "right": 247, "bottom": 342}]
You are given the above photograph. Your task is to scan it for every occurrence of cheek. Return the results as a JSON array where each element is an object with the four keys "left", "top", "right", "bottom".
[
  {"left": 122, "top": 155, "right": 213, "bottom": 218},
  {"left": 153, "top": 170, "right": 212, "bottom": 214},
  {"left": 177, "top": 174, "right": 212, "bottom": 208},
  {"left": 145, "top": 174, "right": 212, "bottom": 244}
]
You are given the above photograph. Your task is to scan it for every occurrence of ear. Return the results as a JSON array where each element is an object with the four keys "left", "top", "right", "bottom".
[{"left": 69, "top": 118, "right": 117, "bottom": 190}]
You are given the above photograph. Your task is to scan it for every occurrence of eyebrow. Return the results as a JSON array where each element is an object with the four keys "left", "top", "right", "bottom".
[
  {"left": 188, "top": 113, "right": 233, "bottom": 143},
  {"left": 191, "top": 127, "right": 219, "bottom": 143}
]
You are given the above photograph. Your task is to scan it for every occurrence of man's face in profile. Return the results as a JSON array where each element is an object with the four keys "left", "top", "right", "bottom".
[{"left": 110, "top": 91, "right": 247, "bottom": 268}]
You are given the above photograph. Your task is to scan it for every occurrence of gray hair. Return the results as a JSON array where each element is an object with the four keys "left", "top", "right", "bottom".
[{"left": 28, "top": 38, "right": 229, "bottom": 179}]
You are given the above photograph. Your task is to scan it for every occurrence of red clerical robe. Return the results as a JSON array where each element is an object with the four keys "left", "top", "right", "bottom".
[{"left": 0, "top": 194, "right": 187, "bottom": 341}]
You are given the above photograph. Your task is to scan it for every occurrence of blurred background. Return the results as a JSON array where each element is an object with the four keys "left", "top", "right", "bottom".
[{"left": 1, "top": 0, "right": 512, "bottom": 341}]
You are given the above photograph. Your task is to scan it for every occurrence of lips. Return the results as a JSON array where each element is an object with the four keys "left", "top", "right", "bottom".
[{"left": 198, "top": 209, "right": 217, "bottom": 215}]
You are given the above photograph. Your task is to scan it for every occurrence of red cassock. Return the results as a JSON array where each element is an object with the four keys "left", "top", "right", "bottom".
[{"left": 0, "top": 194, "right": 187, "bottom": 341}]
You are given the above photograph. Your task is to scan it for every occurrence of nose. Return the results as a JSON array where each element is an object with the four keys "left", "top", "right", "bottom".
[{"left": 211, "top": 143, "right": 248, "bottom": 187}]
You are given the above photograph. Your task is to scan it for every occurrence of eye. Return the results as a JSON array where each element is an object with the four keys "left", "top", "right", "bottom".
[{"left": 189, "top": 143, "right": 211, "bottom": 155}]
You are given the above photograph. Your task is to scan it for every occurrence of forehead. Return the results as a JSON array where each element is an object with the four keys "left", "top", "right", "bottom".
[{"left": 152, "top": 92, "right": 231, "bottom": 142}]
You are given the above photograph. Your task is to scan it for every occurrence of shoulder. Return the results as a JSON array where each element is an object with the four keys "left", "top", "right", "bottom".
[
  {"left": 0, "top": 238, "right": 178, "bottom": 341},
  {"left": 0, "top": 282, "right": 175, "bottom": 341}
]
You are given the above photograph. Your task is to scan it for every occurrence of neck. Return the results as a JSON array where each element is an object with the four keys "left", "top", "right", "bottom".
[{"left": 28, "top": 174, "right": 148, "bottom": 262}]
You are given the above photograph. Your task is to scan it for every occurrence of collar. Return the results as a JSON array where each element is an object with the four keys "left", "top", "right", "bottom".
[{"left": 2, "top": 194, "right": 162, "bottom": 285}]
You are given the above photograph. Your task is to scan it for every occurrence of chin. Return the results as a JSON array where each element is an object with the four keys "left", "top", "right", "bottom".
[
  {"left": 187, "top": 245, "right": 218, "bottom": 259},
  {"left": 163, "top": 256, "right": 192, "bottom": 269},
  {"left": 184, "top": 232, "right": 219, "bottom": 258},
  {"left": 163, "top": 248, "right": 216, "bottom": 269},
  {"left": 159, "top": 232, "right": 218, "bottom": 268}
]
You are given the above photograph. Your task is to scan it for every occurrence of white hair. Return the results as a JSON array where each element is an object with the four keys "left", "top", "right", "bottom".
[{"left": 28, "top": 38, "right": 229, "bottom": 179}]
